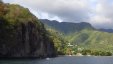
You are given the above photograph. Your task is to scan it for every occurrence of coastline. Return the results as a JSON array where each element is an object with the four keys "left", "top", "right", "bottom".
[{"left": 58, "top": 55, "right": 113, "bottom": 57}]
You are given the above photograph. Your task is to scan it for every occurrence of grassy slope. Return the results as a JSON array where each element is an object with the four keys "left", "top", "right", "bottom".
[{"left": 65, "top": 29, "right": 113, "bottom": 52}]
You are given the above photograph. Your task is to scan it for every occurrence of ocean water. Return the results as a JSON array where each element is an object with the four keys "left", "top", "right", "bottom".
[{"left": 0, "top": 56, "right": 113, "bottom": 64}]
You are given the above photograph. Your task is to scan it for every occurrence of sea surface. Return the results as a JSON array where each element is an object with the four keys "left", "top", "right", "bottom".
[{"left": 0, "top": 56, "right": 113, "bottom": 64}]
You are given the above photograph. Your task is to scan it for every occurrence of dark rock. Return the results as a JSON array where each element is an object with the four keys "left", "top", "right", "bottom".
[
  {"left": 0, "top": 19, "right": 56, "bottom": 58},
  {"left": 0, "top": 3, "right": 56, "bottom": 58}
]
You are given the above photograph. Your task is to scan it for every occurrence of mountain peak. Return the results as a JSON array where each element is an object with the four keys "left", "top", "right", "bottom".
[{"left": 40, "top": 19, "right": 94, "bottom": 34}]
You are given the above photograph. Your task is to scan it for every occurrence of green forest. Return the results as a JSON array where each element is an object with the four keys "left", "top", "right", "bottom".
[{"left": 40, "top": 19, "right": 113, "bottom": 56}]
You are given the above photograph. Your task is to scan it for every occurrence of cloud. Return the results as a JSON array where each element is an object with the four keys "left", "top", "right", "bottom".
[
  {"left": 3, "top": 0, "right": 113, "bottom": 29},
  {"left": 90, "top": 0, "right": 113, "bottom": 29}
]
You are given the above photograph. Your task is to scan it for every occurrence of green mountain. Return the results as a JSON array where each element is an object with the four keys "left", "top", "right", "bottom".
[
  {"left": 40, "top": 19, "right": 94, "bottom": 34},
  {"left": 40, "top": 19, "right": 113, "bottom": 54},
  {"left": 0, "top": 2, "right": 56, "bottom": 58}
]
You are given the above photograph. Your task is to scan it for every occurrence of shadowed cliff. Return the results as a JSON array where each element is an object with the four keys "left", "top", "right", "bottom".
[{"left": 0, "top": 2, "right": 56, "bottom": 58}]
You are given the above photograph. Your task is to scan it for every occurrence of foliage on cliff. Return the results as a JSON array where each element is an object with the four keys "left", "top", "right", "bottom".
[
  {"left": 0, "top": 2, "right": 56, "bottom": 58},
  {"left": 46, "top": 28, "right": 67, "bottom": 55}
]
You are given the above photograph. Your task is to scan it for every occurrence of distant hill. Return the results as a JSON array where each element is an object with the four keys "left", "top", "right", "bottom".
[
  {"left": 40, "top": 19, "right": 94, "bottom": 34},
  {"left": 40, "top": 19, "right": 113, "bottom": 53},
  {"left": 98, "top": 29, "right": 113, "bottom": 33}
]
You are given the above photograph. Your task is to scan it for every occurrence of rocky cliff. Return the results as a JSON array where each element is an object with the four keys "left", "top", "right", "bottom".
[{"left": 0, "top": 2, "right": 56, "bottom": 58}]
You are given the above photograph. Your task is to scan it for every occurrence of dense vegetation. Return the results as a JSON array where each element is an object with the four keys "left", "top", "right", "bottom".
[
  {"left": 40, "top": 19, "right": 113, "bottom": 56},
  {"left": 46, "top": 29, "right": 67, "bottom": 55},
  {"left": 66, "top": 29, "right": 113, "bottom": 53},
  {"left": 81, "top": 49, "right": 112, "bottom": 56}
]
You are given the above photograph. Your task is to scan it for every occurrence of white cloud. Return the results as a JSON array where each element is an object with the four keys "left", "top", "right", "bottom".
[
  {"left": 3, "top": 0, "right": 113, "bottom": 29},
  {"left": 90, "top": 0, "right": 113, "bottom": 28}
]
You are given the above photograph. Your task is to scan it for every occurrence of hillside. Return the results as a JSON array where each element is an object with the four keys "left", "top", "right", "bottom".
[
  {"left": 40, "top": 19, "right": 113, "bottom": 54},
  {"left": 66, "top": 29, "right": 113, "bottom": 52},
  {"left": 0, "top": 2, "right": 56, "bottom": 58}
]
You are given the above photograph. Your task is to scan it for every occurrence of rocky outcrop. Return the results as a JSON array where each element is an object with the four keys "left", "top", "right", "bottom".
[{"left": 0, "top": 3, "right": 56, "bottom": 58}]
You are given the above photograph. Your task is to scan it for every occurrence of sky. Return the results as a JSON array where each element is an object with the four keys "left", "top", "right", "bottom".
[{"left": 3, "top": 0, "right": 113, "bottom": 29}]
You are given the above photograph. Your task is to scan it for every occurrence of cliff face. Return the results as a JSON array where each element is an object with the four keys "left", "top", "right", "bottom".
[{"left": 0, "top": 3, "right": 56, "bottom": 58}]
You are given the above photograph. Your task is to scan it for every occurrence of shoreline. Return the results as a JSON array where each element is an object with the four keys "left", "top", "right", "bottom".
[
  {"left": 0, "top": 55, "right": 113, "bottom": 60},
  {"left": 58, "top": 55, "right": 113, "bottom": 57}
]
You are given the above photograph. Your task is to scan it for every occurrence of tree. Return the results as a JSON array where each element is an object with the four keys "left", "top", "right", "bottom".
[{"left": 0, "top": 1, "right": 7, "bottom": 18}]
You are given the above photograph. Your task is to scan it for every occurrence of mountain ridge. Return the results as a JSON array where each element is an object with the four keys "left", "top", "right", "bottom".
[
  {"left": 40, "top": 19, "right": 94, "bottom": 34},
  {"left": 98, "top": 29, "right": 113, "bottom": 33},
  {"left": 40, "top": 19, "right": 113, "bottom": 33}
]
